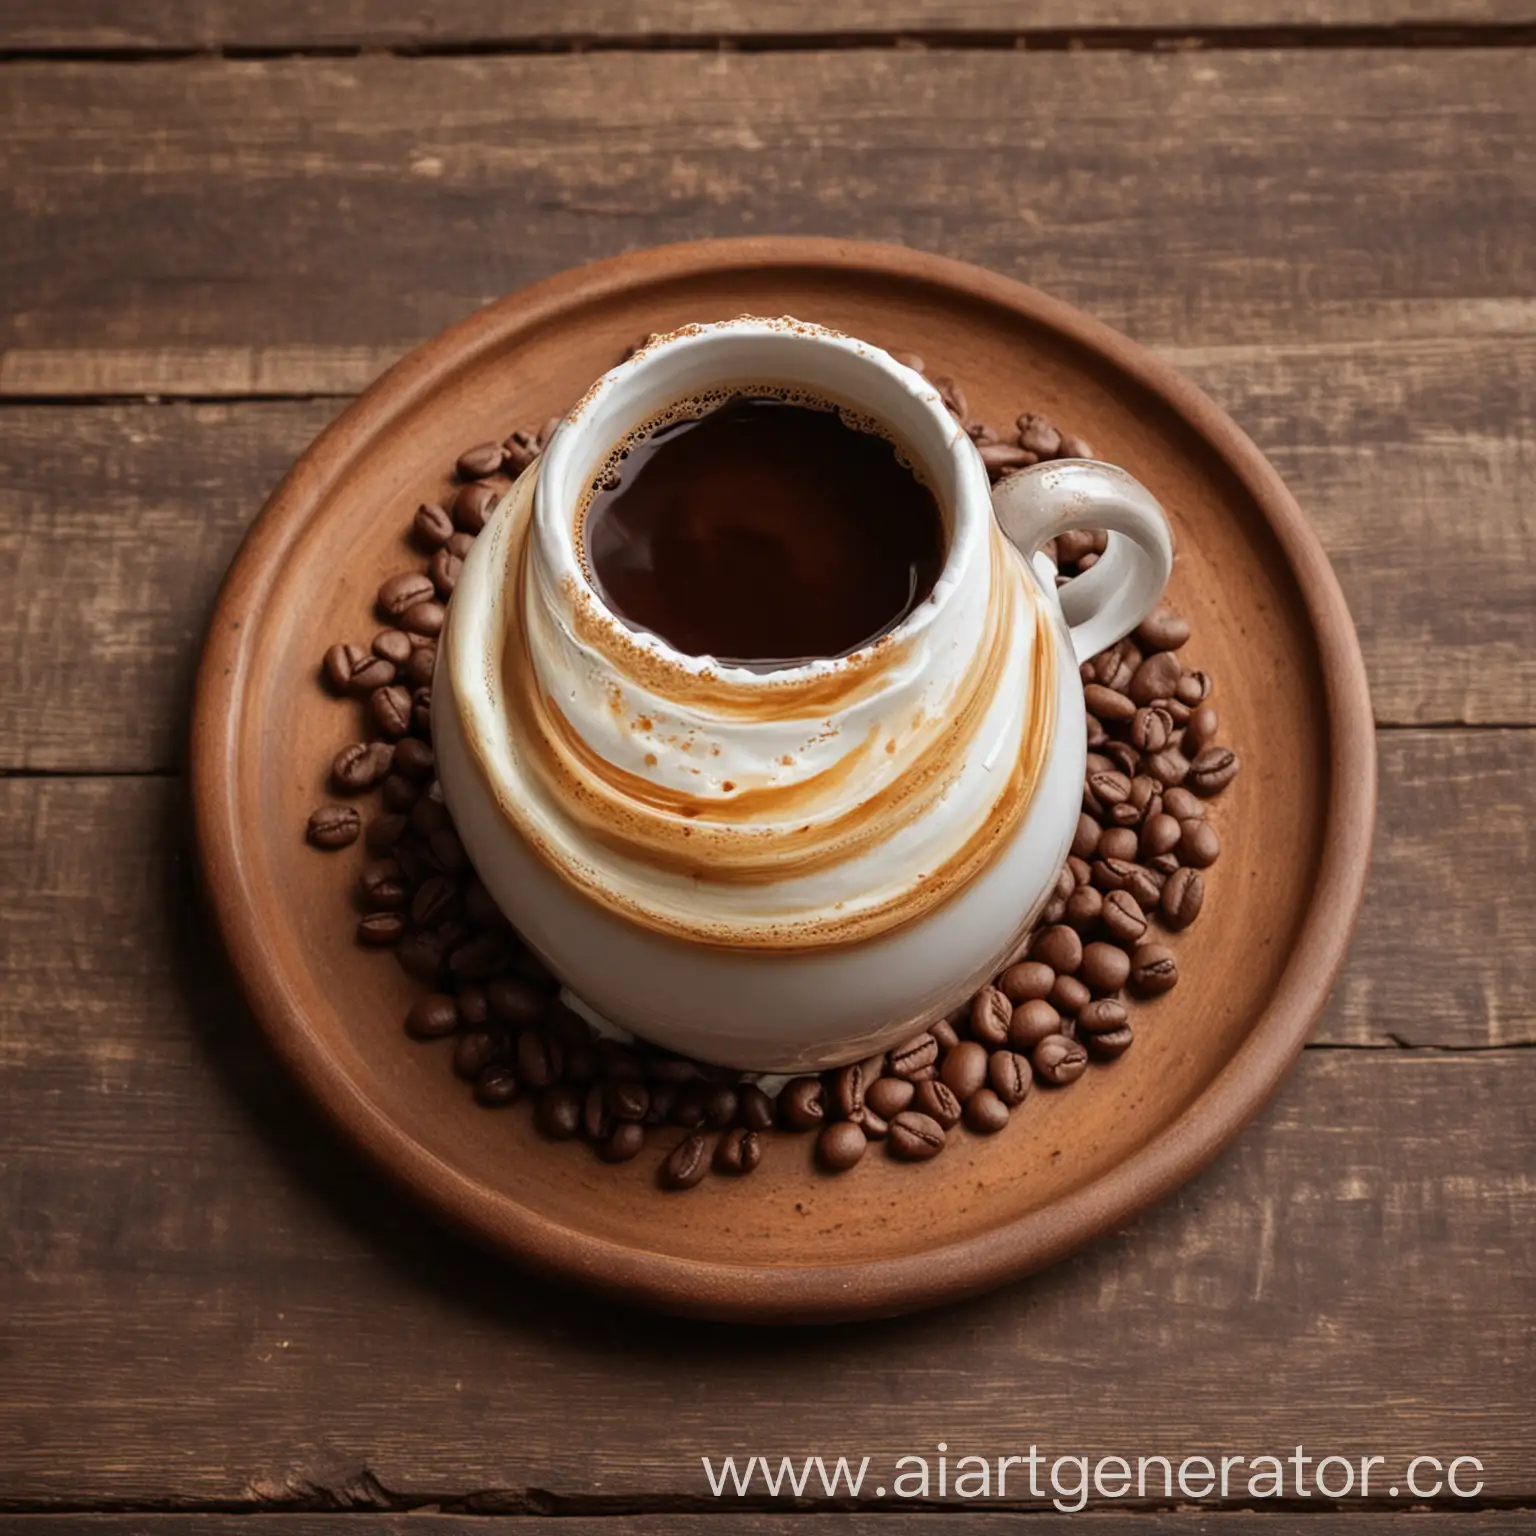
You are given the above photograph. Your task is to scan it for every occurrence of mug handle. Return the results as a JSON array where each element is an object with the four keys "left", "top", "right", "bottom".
[{"left": 990, "top": 458, "right": 1175, "bottom": 665}]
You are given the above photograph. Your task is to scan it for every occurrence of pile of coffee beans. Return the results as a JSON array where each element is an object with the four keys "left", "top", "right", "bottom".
[{"left": 304, "top": 346, "right": 1238, "bottom": 1189}]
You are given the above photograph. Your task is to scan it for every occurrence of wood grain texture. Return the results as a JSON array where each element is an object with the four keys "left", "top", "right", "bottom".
[
  {"left": 2, "top": 0, "right": 1531, "bottom": 51},
  {"left": 0, "top": 51, "right": 1527, "bottom": 364},
  {"left": 0, "top": 784, "right": 1530, "bottom": 1504},
  {"left": 3, "top": 1520, "right": 1535, "bottom": 1534},
  {"left": 1, "top": 327, "right": 1528, "bottom": 781}
]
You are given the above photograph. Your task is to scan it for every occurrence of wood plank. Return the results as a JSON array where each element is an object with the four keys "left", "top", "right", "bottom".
[
  {"left": 3, "top": 1519, "right": 1534, "bottom": 1534},
  {"left": 2, "top": 337, "right": 1530, "bottom": 781},
  {"left": 0, "top": 51, "right": 1527, "bottom": 365},
  {"left": 2, "top": 1, "right": 1531, "bottom": 52},
  {"left": 1, "top": 773, "right": 1533, "bottom": 1508}
]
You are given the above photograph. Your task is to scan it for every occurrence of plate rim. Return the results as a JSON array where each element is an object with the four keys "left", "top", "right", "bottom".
[{"left": 190, "top": 236, "right": 1376, "bottom": 1323}]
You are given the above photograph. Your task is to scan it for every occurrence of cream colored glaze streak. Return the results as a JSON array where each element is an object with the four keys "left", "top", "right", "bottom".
[{"left": 461, "top": 479, "right": 1059, "bottom": 952}]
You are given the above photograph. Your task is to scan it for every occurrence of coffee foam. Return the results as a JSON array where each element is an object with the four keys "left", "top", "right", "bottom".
[{"left": 456, "top": 469, "right": 1060, "bottom": 953}]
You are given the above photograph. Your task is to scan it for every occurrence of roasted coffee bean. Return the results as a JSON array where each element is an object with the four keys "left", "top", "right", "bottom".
[
  {"left": 964, "top": 1088, "right": 1010, "bottom": 1135},
  {"left": 1162, "top": 696, "right": 1192, "bottom": 725},
  {"left": 1188, "top": 746, "right": 1240, "bottom": 796},
  {"left": 411, "top": 874, "right": 460, "bottom": 927},
  {"left": 1040, "top": 895, "right": 1067, "bottom": 926},
  {"left": 1128, "top": 864, "right": 1165, "bottom": 912},
  {"left": 1101, "top": 740, "right": 1143, "bottom": 780},
  {"left": 1142, "top": 746, "right": 1185, "bottom": 786},
  {"left": 1134, "top": 606, "right": 1191, "bottom": 652},
  {"left": 865, "top": 1076, "right": 915, "bottom": 1119},
  {"left": 600, "top": 1121, "right": 646, "bottom": 1162},
  {"left": 412, "top": 685, "right": 433, "bottom": 738},
  {"left": 1131, "top": 943, "right": 1179, "bottom": 995},
  {"left": 940, "top": 1040, "right": 989, "bottom": 1101},
  {"left": 643, "top": 1053, "right": 702, "bottom": 1085},
  {"left": 403, "top": 993, "right": 458, "bottom": 1039},
  {"left": 345, "top": 648, "right": 398, "bottom": 695},
  {"left": 1058, "top": 433, "right": 1095, "bottom": 459},
  {"left": 536, "top": 1084, "right": 582, "bottom": 1138},
  {"left": 737, "top": 1084, "right": 775, "bottom": 1132},
  {"left": 670, "top": 1082, "right": 709, "bottom": 1129},
  {"left": 988, "top": 1050, "right": 1032, "bottom": 1106},
  {"left": 427, "top": 826, "right": 468, "bottom": 874},
  {"left": 1160, "top": 866, "right": 1205, "bottom": 929},
  {"left": 322, "top": 642, "right": 366, "bottom": 691},
  {"left": 444, "top": 530, "right": 475, "bottom": 559},
  {"left": 400, "top": 599, "right": 445, "bottom": 639},
  {"left": 430, "top": 546, "right": 464, "bottom": 597},
  {"left": 414, "top": 500, "right": 455, "bottom": 548},
  {"left": 933, "top": 375, "right": 968, "bottom": 420},
  {"left": 1016, "top": 412, "right": 1062, "bottom": 458},
  {"left": 357, "top": 911, "right": 406, "bottom": 946},
  {"left": 378, "top": 571, "right": 436, "bottom": 619},
  {"left": 817, "top": 1119, "right": 867, "bottom": 1172},
  {"left": 463, "top": 877, "right": 505, "bottom": 931},
  {"left": 467, "top": 1061, "right": 517, "bottom": 1107},
  {"left": 1071, "top": 811, "right": 1101, "bottom": 859},
  {"left": 714, "top": 1126, "right": 763, "bottom": 1175},
  {"left": 332, "top": 740, "right": 393, "bottom": 792},
  {"left": 857, "top": 1106, "right": 890, "bottom": 1139},
  {"left": 392, "top": 737, "right": 435, "bottom": 782},
  {"left": 1177, "top": 669, "right": 1213, "bottom": 706},
  {"left": 1127, "top": 774, "right": 1162, "bottom": 817},
  {"left": 967, "top": 421, "right": 999, "bottom": 446},
  {"left": 1128, "top": 651, "right": 1183, "bottom": 705},
  {"left": 1050, "top": 974, "right": 1091, "bottom": 1015},
  {"left": 1083, "top": 683, "right": 1136, "bottom": 722},
  {"left": 969, "top": 984, "right": 1014, "bottom": 1045},
  {"left": 306, "top": 803, "right": 360, "bottom": 849},
  {"left": 453, "top": 481, "right": 502, "bottom": 535},
  {"left": 929, "top": 1018, "right": 960, "bottom": 1052},
  {"left": 1162, "top": 786, "right": 1204, "bottom": 821},
  {"left": 779, "top": 1075, "right": 825, "bottom": 1130},
  {"left": 1056, "top": 529, "right": 1099, "bottom": 566},
  {"left": 1030, "top": 924, "right": 1083, "bottom": 975},
  {"left": 537, "top": 416, "right": 563, "bottom": 448},
  {"left": 365, "top": 812, "right": 408, "bottom": 855},
  {"left": 979, "top": 441, "right": 1037, "bottom": 475},
  {"left": 454, "top": 1026, "right": 508, "bottom": 1079},
  {"left": 358, "top": 858, "right": 408, "bottom": 911},
  {"left": 404, "top": 645, "right": 437, "bottom": 689},
  {"left": 989, "top": 958, "right": 1050, "bottom": 1007},
  {"left": 503, "top": 428, "right": 541, "bottom": 473},
  {"left": 1009, "top": 998, "right": 1062, "bottom": 1051},
  {"left": 1097, "top": 826, "right": 1139, "bottom": 863},
  {"left": 1088, "top": 1024, "right": 1135, "bottom": 1059},
  {"left": 517, "top": 1028, "right": 563, "bottom": 1088},
  {"left": 1129, "top": 705, "right": 1176, "bottom": 754},
  {"left": 1183, "top": 705, "right": 1219, "bottom": 756},
  {"left": 1033, "top": 1033, "right": 1089, "bottom": 1086},
  {"left": 455, "top": 982, "right": 490, "bottom": 1028},
  {"left": 564, "top": 1045, "right": 598, "bottom": 1085},
  {"left": 889, "top": 1110, "right": 946, "bottom": 1161},
  {"left": 830, "top": 1064, "right": 866, "bottom": 1120},
  {"left": 699, "top": 1085, "right": 736, "bottom": 1127},
  {"left": 661, "top": 1133, "right": 710, "bottom": 1188},
  {"left": 1100, "top": 887, "right": 1149, "bottom": 944},
  {"left": 1149, "top": 851, "right": 1181, "bottom": 877},
  {"left": 1179, "top": 819, "right": 1221, "bottom": 868},
  {"left": 457, "top": 442, "right": 506, "bottom": 479},
  {"left": 606, "top": 1077, "right": 650, "bottom": 1123},
  {"left": 889, "top": 1032, "right": 940, "bottom": 1080},
  {"left": 396, "top": 929, "right": 447, "bottom": 982},
  {"left": 1080, "top": 941, "right": 1131, "bottom": 994},
  {"left": 912, "top": 1079, "right": 962, "bottom": 1129},
  {"left": 1091, "top": 638, "right": 1140, "bottom": 692},
  {"left": 1064, "top": 883, "right": 1104, "bottom": 933},
  {"left": 381, "top": 773, "right": 419, "bottom": 812},
  {"left": 1139, "top": 812, "right": 1181, "bottom": 860},
  {"left": 1087, "top": 771, "right": 1132, "bottom": 812},
  {"left": 1067, "top": 854, "right": 1092, "bottom": 887},
  {"left": 447, "top": 932, "right": 513, "bottom": 979},
  {"left": 370, "top": 684, "right": 414, "bottom": 738},
  {"left": 1085, "top": 715, "right": 1108, "bottom": 748},
  {"left": 1076, "top": 998, "right": 1129, "bottom": 1035},
  {"left": 371, "top": 628, "right": 414, "bottom": 667},
  {"left": 409, "top": 784, "right": 450, "bottom": 835}
]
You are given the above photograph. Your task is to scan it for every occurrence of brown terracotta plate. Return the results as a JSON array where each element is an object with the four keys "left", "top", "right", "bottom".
[{"left": 191, "top": 238, "right": 1374, "bottom": 1323}]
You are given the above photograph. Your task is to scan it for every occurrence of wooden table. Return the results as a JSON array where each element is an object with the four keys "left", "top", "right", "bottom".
[{"left": 1, "top": 4, "right": 1531, "bottom": 1532}]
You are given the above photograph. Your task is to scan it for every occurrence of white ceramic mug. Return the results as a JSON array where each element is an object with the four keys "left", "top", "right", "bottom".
[{"left": 434, "top": 317, "right": 1173, "bottom": 1070}]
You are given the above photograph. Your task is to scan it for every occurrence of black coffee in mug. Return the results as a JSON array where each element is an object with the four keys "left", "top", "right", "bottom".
[{"left": 580, "top": 391, "right": 945, "bottom": 670}]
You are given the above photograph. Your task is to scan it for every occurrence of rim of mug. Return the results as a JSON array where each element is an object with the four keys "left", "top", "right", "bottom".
[{"left": 532, "top": 315, "right": 993, "bottom": 685}]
